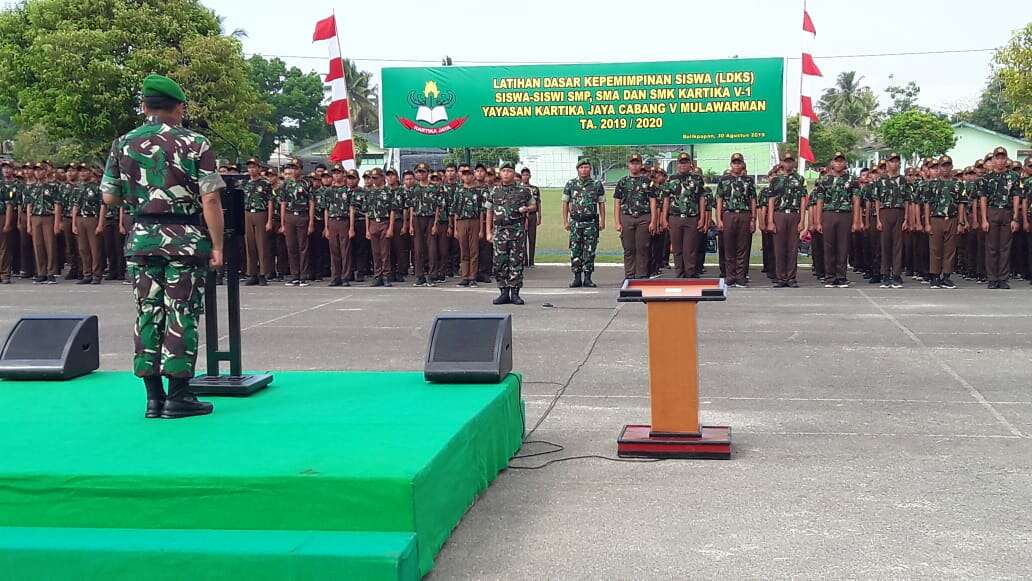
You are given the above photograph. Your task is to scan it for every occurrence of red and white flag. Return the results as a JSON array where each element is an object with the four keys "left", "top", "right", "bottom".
[
  {"left": 799, "top": 3, "right": 821, "bottom": 166},
  {"left": 313, "top": 14, "right": 356, "bottom": 169}
]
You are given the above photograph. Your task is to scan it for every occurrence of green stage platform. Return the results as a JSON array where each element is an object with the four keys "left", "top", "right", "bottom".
[{"left": 0, "top": 371, "right": 525, "bottom": 579}]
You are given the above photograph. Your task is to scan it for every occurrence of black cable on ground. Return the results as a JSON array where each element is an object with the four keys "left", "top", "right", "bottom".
[{"left": 509, "top": 455, "right": 665, "bottom": 470}]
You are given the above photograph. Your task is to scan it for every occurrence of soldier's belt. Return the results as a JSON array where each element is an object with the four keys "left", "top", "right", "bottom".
[
  {"left": 289, "top": 211, "right": 308, "bottom": 216},
  {"left": 328, "top": 216, "right": 349, "bottom": 221},
  {"left": 570, "top": 215, "right": 599, "bottom": 222},
  {"left": 723, "top": 209, "right": 750, "bottom": 214},
  {"left": 136, "top": 214, "right": 201, "bottom": 226},
  {"left": 247, "top": 209, "right": 267, "bottom": 213},
  {"left": 823, "top": 209, "right": 851, "bottom": 213},
  {"left": 776, "top": 209, "right": 799, "bottom": 214},
  {"left": 622, "top": 211, "right": 649, "bottom": 217}
]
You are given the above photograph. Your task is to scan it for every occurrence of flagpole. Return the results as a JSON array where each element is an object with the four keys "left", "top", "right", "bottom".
[
  {"left": 798, "top": 0, "right": 807, "bottom": 176},
  {"left": 332, "top": 9, "right": 356, "bottom": 171}
]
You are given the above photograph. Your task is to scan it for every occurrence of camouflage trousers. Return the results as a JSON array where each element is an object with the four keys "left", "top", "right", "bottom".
[
  {"left": 569, "top": 218, "right": 600, "bottom": 274},
  {"left": 493, "top": 224, "right": 527, "bottom": 289},
  {"left": 128, "top": 257, "right": 206, "bottom": 378}
]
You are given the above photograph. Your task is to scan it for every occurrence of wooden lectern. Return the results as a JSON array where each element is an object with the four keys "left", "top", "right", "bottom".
[{"left": 616, "top": 278, "right": 731, "bottom": 459}]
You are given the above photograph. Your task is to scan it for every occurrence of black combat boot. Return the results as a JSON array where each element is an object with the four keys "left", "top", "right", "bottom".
[
  {"left": 510, "top": 288, "right": 525, "bottom": 305},
  {"left": 244, "top": 276, "right": 259, "bottom": 286},
  {"left": 328, "top": 278, "right": 342, "bottom": 287},
  {"left": 161, "top": 378, "right": 214, "bottom": 419},
  {"left": 493, "top": 288, "right": 511, "bottom": 305},
  {"left": 569, "top": 273, "right": 582, "bottom": 288},
  {"left": 583, "top": 273, "right": 597, "bottom": 288},
  {"left": 258, "top": 275, "right": 268, "bottom": 286},
  {"left": 144, "top": 375, "right": 166, "bottom": 419},
  {"left": 76, "top": 277, "right": 93, "bottom": 285},
  {"left": 371, "top": 277, "right": 384, "bottom": 287}
]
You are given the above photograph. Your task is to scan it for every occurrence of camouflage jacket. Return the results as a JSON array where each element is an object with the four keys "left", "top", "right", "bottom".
[
  {"left": 450, "top": 185, "right": 485, "bottom": 220},
  {"left": 243, "top": 177, "right": 273, "bottom": 212},
  {"left": 320, "top": 186, "right": 351, "bottom": 219},
  {"left": 1, "top": 179, "right": 20, "bottom": 216},
  {"left": 101, "top": 119, "right": 225, "bottom": 260},
  {"left": 875, "top": 175, "right": 911, "bottom": 209},
  {"left": 360, "top": 186, "right": 399, "bottom": 221},
  {"left": 613, "top": 175, "right": 655, "bottom": 216},
  {"left": 524, "top": 184, "right": 541, "bottom": 214},
  {"left": 27, "top": 182, "right": 60, "bottom": 216},
  {"left": 926, "top": 178, "right": 964, "bottom": 218},
  {"left": 716, "top": 174, "right": 756, "bottom": 212},
  {"left": 767, "top": 172, "right": 807, "bottom": 212},
  {"left": 277, "top": 179, "right": 311, "bottom": 214},
  {"left": 979, "top": 170, "right": 1021, "bottom": 209},
  {"left": 665, "top": 173, "right": 706, "bottom": 217},
  {"left": 562, "top": 177, "right": 605, "bottom": 219},
  {"left": 815, "top": 173, "right": 858, "bottom": 213},
  {"left": 387, "top": 186, "right": 406, "bottom": 220},
  {"left": 1023, "top": 175, "right": 1032, "bottom": 215},
  {"left": 76, "top": 182, "right": 104, "bottom": 218},
  {"left": 59, "top": 182, "right": 79, "bottom": 218},
  {"left": 408, "top": 183, "right": 444, "bottom": 217},
  {"left": 486, "top": 183, "right": 531, "bottom": 228}
]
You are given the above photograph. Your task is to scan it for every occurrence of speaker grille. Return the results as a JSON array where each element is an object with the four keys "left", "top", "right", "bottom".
[
  {"left": 2, "top": 319, "right": 81, "bottom": 360},
  {"left": 431, "top": 319, "right": 498, "bottom": 363}
]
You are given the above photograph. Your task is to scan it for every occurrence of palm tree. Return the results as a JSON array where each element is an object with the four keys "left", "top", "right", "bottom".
[
  {"left": 818, "top": 71, "right": 878, "bottom": 128},
  {"left": 216, "top": 15, "right": 248, "bottom": 39},
  {"left": 343, "top": 59, "right": 379, "bottom": 133}
]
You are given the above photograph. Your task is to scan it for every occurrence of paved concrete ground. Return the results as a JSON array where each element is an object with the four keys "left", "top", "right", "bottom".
[{"left": 3, "top": 266, "right": 1031, "bottom": 579}]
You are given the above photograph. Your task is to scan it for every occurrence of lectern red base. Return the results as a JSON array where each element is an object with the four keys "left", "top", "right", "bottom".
[{"left": 617, "top": 424, "right": 732, "bottom": 460}]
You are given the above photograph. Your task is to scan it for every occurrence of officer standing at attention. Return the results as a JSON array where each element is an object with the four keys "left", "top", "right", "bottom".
[
  {"left": 408, "top": 162, "right": 441, "bottom": 287},
  {"left": 979, "top": 146, "right": 1021, "bottom": 289},
  {"left": 925, "top": 155, "right": 964, "bottom": 289},
  {"left": 613, "top": 153, "right": 657, "bottom": 279},
  {"left": 715, "top": 153, "right": 756, "bottom": 287},
  {"left": 765, "top": 152, "right": 807, "bottom": 287},
  {"left": 874, "top": 153, "right": 911, "bottom": 289},
  {"left": 71, "top": 164, "right": 106, "bottom": 285},
  {"left": 562, "top": 158, "right": 605, "bottom": 288},
  {"left": 101, "top": 74, "right": 225, "bottom": 419},
  {"left": 241, "top": 158, "right": 273, "bottom": 286},
  {"left": 450, "top": 166, "right": 486, "bottom": 287},
  {"left": 362, "top": 167, "right": 396, "bottom": 287},
  {"left": 662, "top": 152, "right": 707, "bottom": 279},
  {"left": 520, "top": 167, "right": 542, "bottom": 268},
  {"left": 26, "top": 162, "right": 61, "bottom": 284},
  {"left": 814, "top": 152, "right": 860, "bottom": 288},
  {"left": 486, "top": 162, "right": 535, "bottom": 305},
  {"left": 322, "top": 166, "right": 355, "bottom": 287},
  {"left": 277, "top": 161, "right": 315, "bottom": 287}
]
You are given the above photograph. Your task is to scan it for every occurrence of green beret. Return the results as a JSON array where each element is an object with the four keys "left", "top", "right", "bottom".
[{"left": 142, "top": 74, "right": 187, "bottom": 103}]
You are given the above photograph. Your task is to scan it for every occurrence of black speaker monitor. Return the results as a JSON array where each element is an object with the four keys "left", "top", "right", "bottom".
[
  {"left": 0, "top": 316, "right": 100, "bottom": 380},
  {"left": 424, "top": 314, "right": 512, "bottom": 384}
]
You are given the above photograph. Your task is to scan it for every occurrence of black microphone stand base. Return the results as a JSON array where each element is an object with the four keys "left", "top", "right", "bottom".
[{"left": 189, "top": 373, "right": 273, "bottom": 397}]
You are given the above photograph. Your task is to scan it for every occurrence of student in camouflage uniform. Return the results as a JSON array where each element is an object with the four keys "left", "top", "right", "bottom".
[
  {"left": 563, "top": 158, "right": 605, "bottom": 288},
  {"left": 408, "top": 162, "right": 443, "bottom": 286},
  {"left": 1, "top": 161, "right": 18, "bottom": 283},
  {"left": 613, "top": 153, "right": 657, "bottom": 279},
  {"left": 240, "top": 158, "right": 273, "bottom": 286},
  {"left": 979, "top": 146, "right": 1022, "bottom": 289},
  {"left": 101, "top": 74, "right": 225, "bottom": 419},
  {"left": 874, "top": 153, "right": 910, "bottom": 288},
  {"left": 71, "top": 165, "right": 105, "bottom": 284},
  {"left": 924, "top": 155, "right": 964, "bottom": 289},
  {"left": 15, "top": 163, "right": 35, "bottom": 279},
  {"left": 486, "top": 162, "right": 535, "bottom": 305},
  {"left": 451, "top": 166, "right": 485, "bottom": 287},
  {"left": 430, "top": 172, "right": 451, "bottom": 281},
  {"left": 277, "top": 162, "right": 315, "bottom": 287},
  {"left": 386, "top": 169, "right": 409, "bottom": 282},
  {"left": 59, "top": 164, "right": 81, "bottom": 280},
  {"left": 814, "top": 151, "right": 860, "bottom": 288},
  {"left": 716, "top": 153, "right": 757, "bottom": 287},
  {"left": 765, "top": 152, "right": 807, "bottom": 287},
  {"left": 521, "top": 167, "right": 542, "bottom": 267},
  {"left": 662, "top": 152, "right": 706, "bottom": 279},
  {"left": 1021, "top": 158, "right": 1032, "bottom": 284},
  {"left": 361, "top": 167, "right": 397, "bottom": 287},
  {"left": 321, "top": 166, "right": 355, "bottom": 287},
  {"left": 26, "top": 163, "right": 61, "bottom": 284}
]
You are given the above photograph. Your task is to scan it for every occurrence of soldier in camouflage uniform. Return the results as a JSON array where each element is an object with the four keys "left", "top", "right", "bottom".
[
  {"left": 241, "top": 158, "right": 273, "bottom": 286},
  {"left": 486, "top": 162, "right": 535, "bottom": 305},
  {"left": 715, "top": 153, "right": 757, "bottom": 287},
  {"left": 101, "top": 74, "right": 226, "bottom": 419},
  {"left": 386, "top": 169, "right": 410, "bottom": 282},
  {"left": 923, "top": 155, "right": 964, "bottom": 289},
  {"left": 663, "top": 152, "right": 707, "bottom": 279},
  {"left": 71, "top": 164, "right": 105, "bottom": 284},
  {"left": 521, "top": 167, "right": 542, "bottom": 267},
  {"left": 59, "top": 164, "right": 81, "bottom": 280},
  {"left": 563, "top": 159, "right": 605, "bottom": 288},
  {"left": 613, "top": 153, "right": 658, "bottom": 279},
  {"left": 1, "top": 161, "right": 18, "bottom": 283},
  {"left": 814, "top": 151, "right": 861, "bottom": 288},
  {"left": 361, "top": 167, "right": 397, "bottom": 287},
  {"left": 277, "top": 162, "right": 315, "bottom": 287},
  {"left": 979, "top": 146, "right": 1022, "bottom": 289},
  {"left": 765, "top": 152, "right": 807, "bottom": 287},
  {"left": 874, "top": 153, "right": 911, "bottom": 288},
  {"left": 26, "top": 163, "right": 61, "bottom": 284},
  {"left": 450, "top": 166, "right": 485, "bottom": 287},
  {"left": 1021, "top": 157, "right": 1032, "bottom": 284},
  {"left": 322, "top": 166, "right": 355, "bottom": 287},
  {"left": 408, "top": 163, "right": 444, "bottom": 286}
]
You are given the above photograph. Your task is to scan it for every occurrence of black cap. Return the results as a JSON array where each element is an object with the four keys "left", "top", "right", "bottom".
[
  {"left": 415, "top": 162, "right": 430, "bottom": 172},
  {"left": 629, "top": 154, "right": 643, "bottom": 163},
  {"left": 993, "top": 146, "right": 1008, "bottom": 157},
  {"left": 730, "top": 152, "right": 744, "bottom": 163},
  {"left": 677, "top": 152, "right": 692, "bottom": 163},
  {"left": 939, "top": 155, "right": 953, "bottom": 165},
  {"left": 887, "top": 152, "right": 901, "bottom": 161},
  {"left": 576, "top": 159, "right": 591, "bottom": 168},
  {"left": 246, "top": 158, "right": 260, "bottom": 166},
  {"left": 345, "top": 169, "right": 359, "bottom": 178},
  {"left": 832, "top": 151, "right": 846, "bottom": 161}
]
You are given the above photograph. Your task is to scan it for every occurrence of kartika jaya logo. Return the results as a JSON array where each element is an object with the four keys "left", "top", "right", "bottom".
[{"left": 397, "top": 81, "right": 468, "bottom": 135}]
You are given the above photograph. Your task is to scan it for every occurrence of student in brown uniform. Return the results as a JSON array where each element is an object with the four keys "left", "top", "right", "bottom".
[
  {"left": 241, "top": 158, "right": 274, "bottom": 286},
  {"left": 766, "top": 152, "right": 807, "bottom": 287},
  {"left": 71, "top": 165, "right": 105, "bottom": 284},
  {"left": 0, "top": 160, "right": 15, "bottom": 284},
  {"left": 979, "top": 146, "right": 1022, "bottom": 289},
  {"left": 715, "top": 153, "right": 756, "bottom": 287},
  {"left": 59, "top": 164, "right": 81, "bottom": 280},
  {"left": 663, "top": 152, "right": 707, "bottom": 279},
  {"left": 613, "top": 153, "right": 658, "bottom": 279},
  {"left": 814, "top": 152, "right": 860, "bottom": 288},
  {"left": 451, "top": 166, "right": 485, "bottom": 287},
  {"left": 26, "top": 163, "right": 61, "bottom": 284},
  {"left": 386, "top": 169, "right": 410, "bottom": 282},
  {"left": 924, "top": 155, "right": 963, "bottom": 289},
  {"left": 520, "top": 167, "right": 541, "bottom": 268}
]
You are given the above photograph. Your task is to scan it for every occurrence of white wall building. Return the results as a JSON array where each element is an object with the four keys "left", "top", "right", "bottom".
[{"left": 517, "top": 146, "right": 583, "bottom": 187}]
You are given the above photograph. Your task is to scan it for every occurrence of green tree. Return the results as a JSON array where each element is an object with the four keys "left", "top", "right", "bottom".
[
  {"left": 0, "top": 0, "right": 269, "bottom": 160},
  {"left": 248, "top": 55, "right": 331, "bottom": 160},
  {"left": 343, "top": 59, "right": 379, "bottom": 133},
  {"left": 818, "top": 71, "right": 880, "bottom": 128},
  {"left": 885, "top": 77, "right": 924, "bottom": 116},
  {"left": 782, "top": 115, "right": 861, "bottom": 167},
  {"left": 958, "top": 74, "right": 1022, "bottom": 138},
  {"left": 995, "top": 21, "right": 1032, "bottom": 138},
  {"left": 879, "top": 110, "right": 956, "bottom": 161},
  {"left": 443, "top": 147, "right": 519, "bottom": 167}
]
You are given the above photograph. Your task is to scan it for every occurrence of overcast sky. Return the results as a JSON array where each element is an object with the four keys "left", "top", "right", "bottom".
[{"left": 208, "top": 0, "right": 1031, "bottom": 116}]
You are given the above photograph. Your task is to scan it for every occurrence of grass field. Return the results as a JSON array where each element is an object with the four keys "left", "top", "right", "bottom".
[{"left": 532, "top": 188, "right": 810, "bottom": 265}]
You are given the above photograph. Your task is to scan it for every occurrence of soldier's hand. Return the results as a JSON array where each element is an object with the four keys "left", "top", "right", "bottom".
[
  {"left": 564, "top": 222, "right": 571, "bottom": 231},
  {"left": 1024, "top": 221, "right": 1031, "bottom": 233},
  {"left": 924, "top": 224, "right": 932, "bottom": 234},
  {"left": 119, "top": 225, "right": 126, "bottom": 235},
  {"left": 209, "top": 249, "right": 224, "bottom": 268},
  {"left": 54, "top": 223, "right": 62, "bottom": 235},
  {"left": 815, "top": 223, "right": 823, "bottom": 234},
  {"left": 278, "top": 225, "right": 285, "bottom": 235},
  {"left": 266, "top": 222, "right": 273, "bottom": 232},
  {"left": 3, "top": 224, "right": 11, "bottom": 233},
  {"left": 599, "top": 222, "right": 606, "bottom": 232},
  {"left": 648, "top": 222, "right": 656, "bottom": 235},
  {"left": 486, "top": 232, "right": 493, "bottom": 243},
  {"left": 767, "top": 223, "right": 776, "bottom": 234},
  {"left": 876, "top": 220, "right": 883, "bottom": 232},
  {"left": 716, "top": 221, "right": 724, "bottom": 232},
  {"left": 749, "top": 219, "right": 756, "bottom": 234},
  {"left": 72, "top": 224, "right": 79, "bottom": 235},
  {"left": 615, "top": 221, "right": 622, "bottom": 233},
  {"left": 1011, "top": 220, "right": 1020, "bottom": 233},
  {"left": 307, "top": 224, "right": 315, "bottom": 235},
  {"left": 408, "top": 226, "right": 415, "bottom": 236},
  {"left": 323, "top": 229, "right": 330, "bottom": 240},
  {"left": 95, "top": 226, "right": 103, "bottom": 235},
  {"left": 365, "top": 231, "right": 372, "bottom": 240},
  {"left": 981, "top": 220, "right": 989, "bottom": 233},
  {"left": 348, "top": 229, "right": 355, "bottom": 239}
]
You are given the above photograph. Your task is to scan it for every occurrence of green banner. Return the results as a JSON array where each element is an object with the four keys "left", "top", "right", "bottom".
[{"left": 380, "top": 58, "right": 785, "bottom": 148}]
